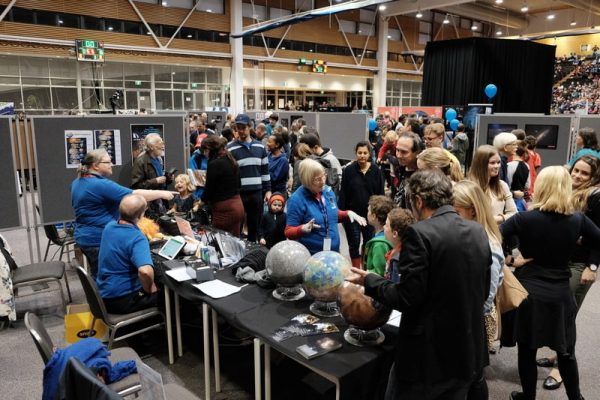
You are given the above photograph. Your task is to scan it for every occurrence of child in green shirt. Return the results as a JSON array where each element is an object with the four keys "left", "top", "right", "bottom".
[{"left": 363, "top": 195, "right": 395, "bottom": 275}]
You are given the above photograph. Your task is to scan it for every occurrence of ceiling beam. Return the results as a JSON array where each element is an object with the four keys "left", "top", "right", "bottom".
[
  {"left": 381, "top": 0, "right": 474, "bottom": 17},
  {"left": 439, "top": 3, "right": 527, "bottom": 29}
]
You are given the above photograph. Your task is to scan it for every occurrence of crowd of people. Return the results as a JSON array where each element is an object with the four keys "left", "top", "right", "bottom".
[
  {"left": 552, "top": 52, "right": 600, "bottom": 114},
  {"left": 67, "top": 108, "right": 600, "bottom": 400}
]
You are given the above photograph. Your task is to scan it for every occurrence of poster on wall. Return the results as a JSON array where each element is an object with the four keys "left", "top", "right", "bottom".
[
  {"left": 130, "top": 124, "right": 164, "bottom": 162},
  {"left": 94, "top": 129, "right": 122, "bottom": 166},
  {"left": 65, "top": 130, "right": 94, "bottom": 169}
]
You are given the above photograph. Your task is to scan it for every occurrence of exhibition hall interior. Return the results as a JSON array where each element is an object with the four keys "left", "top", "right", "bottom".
[{"left": 2, "top": 0, "right": 600, "bottom": 399}]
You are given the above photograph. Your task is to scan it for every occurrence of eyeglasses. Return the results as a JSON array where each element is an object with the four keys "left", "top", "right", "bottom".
[
  {"left": 424, "top": 136, "right": 439, "bottom": 142},
  {"left": 313, "top": 174, "right": 326, "bottom": 183}
]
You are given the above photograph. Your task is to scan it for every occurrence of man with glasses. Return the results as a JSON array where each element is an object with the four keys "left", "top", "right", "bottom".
[
  {"left": 423, "top": 122, "right": 462, "bottom": 169},
  {"left": 227, "top": 114, "right": 271, "bottom": 241},
  {"left": 394, "top": 133, "right": 424, "bottom": 209}
]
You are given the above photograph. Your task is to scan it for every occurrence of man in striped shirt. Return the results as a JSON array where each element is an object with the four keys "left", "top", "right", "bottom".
[{"left": 227, "top": 114, "right": 271, "bottom": 241}]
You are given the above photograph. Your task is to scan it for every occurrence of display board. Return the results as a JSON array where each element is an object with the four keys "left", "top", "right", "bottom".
[
  {"left": 317, "top": 113, "right": 368, "bottom": 161},
  {"left": 0, "top": 117, "right": 21, "bottom": 230},
  {"left": 32, "top": 115, "right": 186, "bottom": 224},
  {"left": 246, "top": 111, "right": 366, "bottom": 160},
  {"left": 476, "top": 114, "right": 574, "bottom": 168}
]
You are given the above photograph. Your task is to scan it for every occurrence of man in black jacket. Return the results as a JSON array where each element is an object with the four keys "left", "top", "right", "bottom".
[{"left": 348, "top": 169, "right": 491, "bottom": 400}]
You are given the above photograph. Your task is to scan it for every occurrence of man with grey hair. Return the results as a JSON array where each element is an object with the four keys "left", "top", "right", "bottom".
[
  {"left": 96, "top": 194, "right": 159, "bottom": 314},
  {"left": 132, "top": 133, "right": 172, "bottom": 215},
  {"left": 348, "top": 169, "right": 491, "bottom": 399},
  {"left": 254, "top": 123, "right": 268, "bottom": 146}
]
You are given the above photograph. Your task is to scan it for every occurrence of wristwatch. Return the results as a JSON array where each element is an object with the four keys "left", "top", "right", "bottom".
[{"left": 589, "top": 264, "right": 598, "bottom": 272}]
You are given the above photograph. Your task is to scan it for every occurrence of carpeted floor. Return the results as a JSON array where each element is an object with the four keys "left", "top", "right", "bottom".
[{"left": 1, "top": 205, "right": 599, "bottom": 400}]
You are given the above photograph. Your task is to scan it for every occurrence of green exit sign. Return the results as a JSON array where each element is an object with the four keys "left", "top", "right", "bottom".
[{"left": 191, "top": 83, "right": 198, "bottom": 88}]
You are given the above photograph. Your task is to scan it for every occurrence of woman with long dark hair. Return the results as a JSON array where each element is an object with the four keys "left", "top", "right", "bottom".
[
  {"left": 200, "top": 136, "right": 245, "bottom": 237},
  {"left": 468, "top": 145, "right": 517, "bottom": 224}
]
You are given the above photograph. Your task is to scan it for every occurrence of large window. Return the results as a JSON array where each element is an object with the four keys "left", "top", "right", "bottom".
[{"left": 386, "top": 80, "right": 422, "bottom": 107}]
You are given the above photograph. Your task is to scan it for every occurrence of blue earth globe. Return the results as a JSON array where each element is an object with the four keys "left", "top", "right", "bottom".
[{"left": 303, "top": 251, "right": 351, "bottom": 302}]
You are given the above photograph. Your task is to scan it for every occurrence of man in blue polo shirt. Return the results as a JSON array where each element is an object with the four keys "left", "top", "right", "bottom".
[
  {"left": 96, "top": 194, "right": 159, "bottom": 314},
  {"left": 227, "top": 114, "right": 271, "bottom": 242}
]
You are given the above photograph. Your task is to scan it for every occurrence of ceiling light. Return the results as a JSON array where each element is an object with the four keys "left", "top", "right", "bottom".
[
  {"left": 496, "top": 30, "right": 503, "bottom": 35},
  {"left": 570, "top": 21, "right": 577, "bottom": 26},
  {"left": 58, "top": 20, "right": 63, "bottom": 24},
  {"left": 162, "top": 1, "right": 167, "bottom": 5},
  {"left": 187, "top": 34, "right": 192, "bottom": 38},
  {"left": 281, "top": 46, "right": 286, "bottom": 50},
  {"left": 309, "top": 49, "right": 313, "bottom": 52},
  {"left": 146, "top": 31, "right": 152, "bottom": 35},
  {"left": 387, "top": 35, "right": 392, "bottom": 39},
  {"left": 358, "top": 30, "right": 362, "bottom": 33},
  {"left": 206, "top": 9, "right": 212, "bottom": 13},
  {"left": 108, "top": 26, "right": 114, "bottom": 31},
  {"left": 379, "top": 5, "right": 386, "bottom": 11},
  {"left": 495, "top": 0, "right": 503, "bottom": 4},
  {"left": 547, "top": 14, "right": 555, "bottom": 20},
  {"left": 520, "top": 5, "right": 529, "bottom": 12},
  {"left": 471, "top": 25, "right": 477, "bottom": 30},
  {"left": 443, "top": 16, "right": 450, "bottom": 24},
  {"left": 416, "top": 11, "right": 423, "bottom": 18}
]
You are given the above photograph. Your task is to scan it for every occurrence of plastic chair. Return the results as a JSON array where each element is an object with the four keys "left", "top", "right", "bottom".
[
  {"left": 75, "top": 266, "right": 165, "bottom": 349},
  {"left": 24, "top": 312, "right": 142, "bottom": 397}
]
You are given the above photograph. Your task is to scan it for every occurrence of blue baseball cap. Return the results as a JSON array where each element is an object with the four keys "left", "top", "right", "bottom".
[{"left": 235, "top": 114, "right": 251, "bottom": 126}]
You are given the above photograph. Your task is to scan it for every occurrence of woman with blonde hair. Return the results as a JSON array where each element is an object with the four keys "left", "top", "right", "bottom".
[
  {"left": 469, "top": 145, "right": 517, "bottom": 224},
  {"left": 417, "top": 147, "right": 464, "bottom": 182},
  {"left": 501, "top": 166, "right": 600, "bottom": 400},
  {"left": 538, "top": 155, "right": 600, "bottom": 391},
  {"left": 453, "top": 180, "right": 504, "bottom": 353}
]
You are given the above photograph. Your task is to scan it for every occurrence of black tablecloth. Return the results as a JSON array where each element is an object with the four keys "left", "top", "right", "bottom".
[{"left": 156, "top": 262, "right": 396, "bottom": 400}]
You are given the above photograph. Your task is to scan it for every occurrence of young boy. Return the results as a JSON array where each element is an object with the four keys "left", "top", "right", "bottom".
[
  {"left": 363, "top": 195, "right": 395, "bottom": 276},
  {"left": 258, "top": 193, "right": 287, "bottom": 248},
  {"left": 383, "top": 208, "right": 415, "bottom": 283}
]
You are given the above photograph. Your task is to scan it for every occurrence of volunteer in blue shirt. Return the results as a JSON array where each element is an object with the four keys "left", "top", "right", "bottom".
[
  {"left": 71, "top": 149, "right": 173, "bottom": 278},
  {"left": 285, "top": 158, "right": 366, "bottom": 255},
  {"left": 96, "top": 194, "right": 159, "bottom": 314}
]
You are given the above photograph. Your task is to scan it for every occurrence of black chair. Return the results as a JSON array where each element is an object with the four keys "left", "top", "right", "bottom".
[
  {"left": 57, "top": 357, "right": 122, "bottom": 400},
  {"left": 75, "top": 266, "right": 165, "bottom": 349},
  {"left": 24, "top": 312, "right": 142, "bottom": 396},
  {"left": 1, "top": 237, "right": 72, "bottom": 309},
  {"left": 42, "top": 222, "right": 76, "bottom": 263}
]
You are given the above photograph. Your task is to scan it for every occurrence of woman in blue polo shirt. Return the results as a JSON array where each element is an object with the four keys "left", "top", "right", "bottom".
[
  {"left": 71, "top": 149, "right": 173, "bottom": 278},
  {"left": 285, "top": 158, "right": 366, "bottom": 255}
]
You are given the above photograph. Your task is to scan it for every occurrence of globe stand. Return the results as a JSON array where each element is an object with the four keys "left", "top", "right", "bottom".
[
  {"left": 343, "top": 326, "right": 385, "bottom": 347},
  {"left": 272, "top": 284, "right": 305, "bottom": 301},
  {"left": 310, "top": 300, "right": 340, "bottom": 317}
]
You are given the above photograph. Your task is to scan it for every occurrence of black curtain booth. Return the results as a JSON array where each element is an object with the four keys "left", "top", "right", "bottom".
[{"left": 421, "top": 38, "right": 556, "bottom": 114}]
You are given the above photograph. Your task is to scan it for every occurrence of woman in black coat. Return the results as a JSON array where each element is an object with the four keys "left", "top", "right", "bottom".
[
  {"left": 501, "top": 166, "right": 600, "bottom": 400},
  {"left": 338, "top": 141, "right": 384, "bottom": 269}
]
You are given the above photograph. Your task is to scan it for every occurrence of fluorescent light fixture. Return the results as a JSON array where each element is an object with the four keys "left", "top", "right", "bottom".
[
  {"left": 547, "top": 14, "right": 555, "bottom": 20},
  {"left": 416, "top": 11, "right": 423, "bottom": 18},
  {"left": 379, "top": 5, "right": 386, "bottom": 10},
  {"left": 570, "top": 21, "right": 577, "bottom": 26}
]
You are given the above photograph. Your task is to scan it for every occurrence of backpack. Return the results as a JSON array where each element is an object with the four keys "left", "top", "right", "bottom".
[{"left": 308, "top": 155, "right": 340, "bottom": 194}]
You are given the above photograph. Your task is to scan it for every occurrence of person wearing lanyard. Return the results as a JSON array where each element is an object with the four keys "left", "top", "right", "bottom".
[
  {"left": 285, "top": 158, "right": 366, "bottom": 255},
  {"left": 131, "top": 133, "right": 172, "bottom": 214},
  {"left": 71, "top": 149, "right": 174, "bottom": 278}
]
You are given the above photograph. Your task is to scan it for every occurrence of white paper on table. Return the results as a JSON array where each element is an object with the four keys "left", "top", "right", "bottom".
[
  {"left": 193, "top": 279, "right": 244, "bottom": 298},
  {"left": 386, "top": 310, "right": 402, "bottom": 327},
  {"left": 165, "top": 267, "right": 193, "bottom": 282}
]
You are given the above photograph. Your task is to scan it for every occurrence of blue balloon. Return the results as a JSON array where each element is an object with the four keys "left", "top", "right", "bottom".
[
  {"left": 445, "top": 108, "right": 457, "bottom": 121},
  {"left": 485, "top": 84, "right": 497, "bottom": 99},
  {"left": 450, "top": 119, "right": 460, "bottom": 131},
  {"left": 368, "top": 118, "right": 377, "bottom": 131}
]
